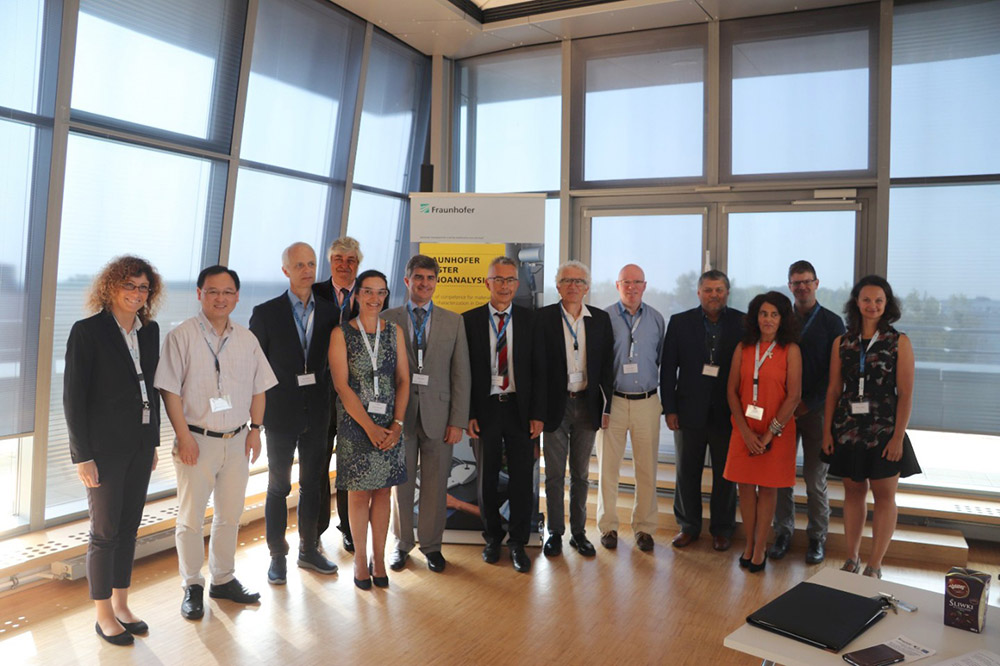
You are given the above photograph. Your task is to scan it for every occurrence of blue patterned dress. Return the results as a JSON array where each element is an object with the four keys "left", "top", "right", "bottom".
[{"left": 335, "top": 320, "right": 407, "bottom": 491}]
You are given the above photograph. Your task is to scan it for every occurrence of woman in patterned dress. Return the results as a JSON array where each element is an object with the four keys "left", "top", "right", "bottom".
[
  {"left": 822, "top": 275, "right": 920, "bottom": 580},
  {"left": 329, "top": 269, "right": 410, "bottom": 589}
]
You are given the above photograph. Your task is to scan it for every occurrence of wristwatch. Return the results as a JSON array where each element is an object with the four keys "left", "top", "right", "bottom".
[{"left": 249, "top": 423, "right": 262, "bottom": 431}]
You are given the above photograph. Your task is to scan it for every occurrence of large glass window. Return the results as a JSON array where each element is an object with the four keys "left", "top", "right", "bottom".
[
  {"left": 0, "top": 0, "right": 46, "bottom": 114},
  {"left": 574, "top": 26, "right": 706, "bottom": 185},
  {"left": 345, "top": 190, "right": 404, "bottom": 284},
  {"left": 71, "top": 0, "right": 245, "bottom": 147},
  {"left": 887, "top": 184, "right": 1000, "bottom": 436},
  {"left": 722, "top": 5, "right": 878, "bottom": 178},
  {"left": 46, "top": 134, "right": 224, "bottom": 518},
  {"left": 726, "top": 210, "right": 857, "bottom": 311},
  {"left": 455, "top": 46, "right": 561, "bottom": 193},
  {"left": 891, "top": 0, "right": 1000, "bottom": 178}
]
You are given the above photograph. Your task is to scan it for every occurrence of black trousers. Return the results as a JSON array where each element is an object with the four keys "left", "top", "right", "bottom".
[
  {"left": 318, "top": 422, "right": 351, "bottom": 539},
  {"left": 85, "top": 444, "right": 155, "bottom": 600},
  {"left": 474, "top": 400, "right": 536, "bottom": 546},
  {"left": 673, "top": 423, "right": 737, "bottom": 538},
  {"left": 265, "top": 426, "right": 327, "bottom": 556}
]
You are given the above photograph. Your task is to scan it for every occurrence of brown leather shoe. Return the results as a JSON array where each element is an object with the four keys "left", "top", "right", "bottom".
[
  {"left": 635, "top": 532, "right": 654, "bottom": 552},
  {"left": 671, "top": 532, "right": 697, "bottom": 548},
  {"left": 712, "top": 535, "right": 731, "bottom": 551},
  {"left": 600, "top": 530, "right": 618, "bottom": 549}
]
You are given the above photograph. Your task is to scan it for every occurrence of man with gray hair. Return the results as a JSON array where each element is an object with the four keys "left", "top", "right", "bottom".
[
  {"left": 535, "top": 260, "right": 615, "bottom": 557},
  {"left": 383, "top": 254, "right": 471, "bottom": 574},
  {"left": 313, "top": 236, "right": 363, "bottom": 553},
  {"left": 660, "top": 270, "right": 744, "bottom": 552},
  {"left": 250, "top": 243, "right": 339, "bottom": 584}
]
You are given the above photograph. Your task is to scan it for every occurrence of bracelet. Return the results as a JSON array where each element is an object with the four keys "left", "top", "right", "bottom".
[
  {"left": 768, "top": 418, "right": 784, "bottom": 436},
  {"left": 392, "top": 419, "right": 404, "bottom": 429}
]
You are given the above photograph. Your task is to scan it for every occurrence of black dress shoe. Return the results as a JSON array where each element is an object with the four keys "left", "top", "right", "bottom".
[
  {"left": 389, "top": 549, "right": 409, "bottom": 571},
  {"left": 342, "top": 532, "right": 355, "bottom": 553},
  {"left": 209, "top": 578, "right": 260, "bottom": 604},
  {"left": 116, "top": 618, "right": 149, "bottom": 635},
  {"left": 747, "top": 554, "right": 768, "bottom": 573},
  {"left": 569, "top": 533, "right": 596, "bottom": 557},
  {"left": 543, "top": 535, "right": 562, "bottom": 557},
  {"left": 298, "top": 549, "right": 338, "bottom": 574},
  {"left": 181, "top": 584, "right": 204, "bottom": 620},
  {"left": 482, "top": 541, "right": 501, "bottom": 563},
  {"left": 738, "top": 554, "right": 752, "bottom": 568},
  {"left": 268, "top": 556, "right": 287, "bottom": 585},
  {"left": 95, "top": 622, "right": 134, "bottom": 646},
  {"left": 806, "top": 538, "right": 825, "bottom": 564},
  {"left": 768, "top": 533, "right": 791, "bottom": 560},
  {"left": 354, "top": 576, "right": 372, "bottom": 590},
  {"left": 369, "top": 562, "right": 389, "bottom": 588},
  {"left": 510, "top": 544, "right": 531, "bottom": 573},
  {"left": 426, "top": 551, "right": 446, "bottom": 573}
]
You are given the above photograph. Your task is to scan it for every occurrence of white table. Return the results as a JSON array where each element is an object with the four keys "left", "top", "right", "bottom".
[{"left": 724, "top": 568, "right": 1000, "bottom": 665}]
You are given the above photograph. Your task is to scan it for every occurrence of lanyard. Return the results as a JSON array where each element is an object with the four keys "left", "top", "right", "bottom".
[
  {"left": 119, "top": 320, "right": 149, "bottom": 408},
  {"left": 489, "top": 308, "right": 511, "bottom": 373},
  {"left": 617, "top": 302, "right": 642, "bottom": 359},
  {"left": 197, "top": 319, "right": 229, "bottom": 394},
  {"left": 561, "top": 307, "right": 582, "bottom": 366},
  {"left": 407, "top": 301, "right": 432, "bottom": 371},
  {"left": 357, "top": 318, "right": 382, "bottom": 396},
  {"left": 293, "top": 300, "right": 315, "bottom": 370},
  {"left": 799, "top": 304, "right": 821, "bottom": 337},
  {"left": 858, "top": 332, "right": 880, "bottom": 398},
  {"left": 752, "top": 341, "right": 777, "bottom": 404}
]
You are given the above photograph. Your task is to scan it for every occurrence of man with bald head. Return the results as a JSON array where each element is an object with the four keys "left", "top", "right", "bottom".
[
  {"left": 597, "top": 265, "right": 666, "bottom": 551},
  {"left": 250, "top": 242, "right": 339, "bottom": 584}
]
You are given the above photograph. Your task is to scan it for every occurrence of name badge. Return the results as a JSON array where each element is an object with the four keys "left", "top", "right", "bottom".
[
  {"left": 367, "top": 401, "right": 388, "bottom": 415},
  {"left": 623, "top": 363, "right": 639, "bottom": 375},
  {"left": 702, "top": 364, "right": 720, "bottom": 377},
  {"left": 297, "top": 373, "right": 317, "bottom": 387},
  {"left": 142, "top": 407, "right": 151, "bottom": 424},
  {"left": 745, "top": 404, "right": 764, "bottom": 421},
  {"left": 850, "top": 401, "right": 870, "bottom": 415},
  {"left": 569, "top": 372, "right": 584, "bottom": 384},
  {"left": 412, "top": 373, "right": 430, "bottom": 386},
  {"left": 492, "top": 375, "right": 505, "bottom": 387},
  {"left": 210, "top": 395, "right": 233, "bottom": 413}
]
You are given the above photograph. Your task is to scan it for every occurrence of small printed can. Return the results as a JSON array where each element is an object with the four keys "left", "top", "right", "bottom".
[{"left": 944, "top": 567, "right": 991, "bottom": 633}]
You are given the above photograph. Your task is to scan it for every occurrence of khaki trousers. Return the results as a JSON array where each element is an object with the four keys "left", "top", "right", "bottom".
[{"left": 596, "top": 394, "right": 661, "bottom": 535}]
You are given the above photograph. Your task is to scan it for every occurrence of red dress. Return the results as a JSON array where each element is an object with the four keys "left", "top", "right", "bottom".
[{"left": 723, "top": 342, "right": 796, "bottom": 488}]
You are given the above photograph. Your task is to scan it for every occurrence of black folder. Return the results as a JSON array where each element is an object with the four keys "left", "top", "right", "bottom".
[{"left": 746, "top": 582, "right": 887, "bottom": 653}]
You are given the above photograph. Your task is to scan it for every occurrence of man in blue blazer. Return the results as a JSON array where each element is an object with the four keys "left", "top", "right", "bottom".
[
  {"left": 535, "top": 261, "right": 615, "bottom": 558},
  {"left": 660, "top": 270, "right": 744, "bottom": 552},
  {"left": 250, "top": 243, "right": 339, "bottom": 584}
]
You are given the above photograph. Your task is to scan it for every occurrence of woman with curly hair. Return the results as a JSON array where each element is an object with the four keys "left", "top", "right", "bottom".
[
  {"left": 724, "top": 291, "right": 801, "bottom": 573},
  {"left": 64, "top": 255, "right": 164, "bottom": 645},
  {"left": 822, "top": 275, "right": 920, "bottom": 580}
]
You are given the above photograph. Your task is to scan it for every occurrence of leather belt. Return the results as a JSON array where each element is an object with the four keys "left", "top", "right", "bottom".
[
  {"left": 491, "top": 393, "right": 516, "bottom": 402},
  {"left": 188, "top": 424, "right": 245, "bottom": 439},
  {"left": 613, "top": 390, "right": 657, "bottom": 401},
  {"left": 567, "top": 391, "right": 585, "bottom": 399}
]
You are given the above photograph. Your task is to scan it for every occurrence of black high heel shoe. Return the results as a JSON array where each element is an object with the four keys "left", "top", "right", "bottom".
[
  {"left": 369, "top": 562, "right": 389, "bottom": 588},
  {"left": 747, "top": 554, "right": 768, "bottom": 573},
  {"left": 738, "top": 554, "right": 752, "bottom": 568},
  {"left": 354, "top": 568, "right": 372, "bottom": 590}
]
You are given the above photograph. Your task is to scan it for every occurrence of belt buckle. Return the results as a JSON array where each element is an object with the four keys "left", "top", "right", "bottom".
[{"left": 222, "top": 430, "right": 235, "bottom": 439}]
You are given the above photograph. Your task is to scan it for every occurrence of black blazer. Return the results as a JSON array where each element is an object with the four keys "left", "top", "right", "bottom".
[
  {"left": 463, "top": 304, "right": 545, "bottom": 433},
  {"left": 535, "top": 303, "right": 615, "bottom": 432},
  {"left": 250, "top": 292, "right": 338, "bottom": 435},
  {"left": 659, "top": 306, "right": 745, "bottom": 429},
  {"left": 312, "top": 279, "right": 357, "bottom": 321},
  {"left": 64, "top": 310, "right": 160, "bottom": 464}
]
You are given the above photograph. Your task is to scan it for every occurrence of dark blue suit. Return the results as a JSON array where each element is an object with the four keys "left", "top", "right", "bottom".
[
  {"left": 659, "top": 306, "right": 744, "bottom": 538},
  {"left": 250, "top": 292, "right": 337, "bottom": 554}
]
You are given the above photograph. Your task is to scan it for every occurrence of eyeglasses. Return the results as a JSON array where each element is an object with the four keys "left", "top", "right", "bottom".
[
  {"left": 788, "top": 279, "right": 817, "bottom": 288},
  {"left": 121, "top": 282, "right": 150, "bottom": 293},
  {"left": 203, "top": 288, "right": 237, "bottom": 298},
  {"left": 359, "top": 287, "right": 389, "bottom": 298},
  {"left": 618, "top": 280, "right": 646, "bottom": 288},
  {"left": 487, "top": 277, "right": 519, "bottom": 286},
  {"left": 559, "top": 278, "right": 588, "bottom": 287}
]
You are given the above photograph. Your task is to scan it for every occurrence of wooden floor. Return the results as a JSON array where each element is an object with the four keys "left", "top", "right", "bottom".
[{"left": 1, "top": 513, "right": 998, "bottom": 666}]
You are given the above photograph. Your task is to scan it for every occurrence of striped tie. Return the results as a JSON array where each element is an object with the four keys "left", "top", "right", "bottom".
[{"left": 496, "top": 312, "right": 508, "bottom": 390}]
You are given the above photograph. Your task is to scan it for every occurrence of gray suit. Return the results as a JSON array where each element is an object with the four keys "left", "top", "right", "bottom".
[{"left": 383, "top": 302, "right": 471, "bottom": 554}]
